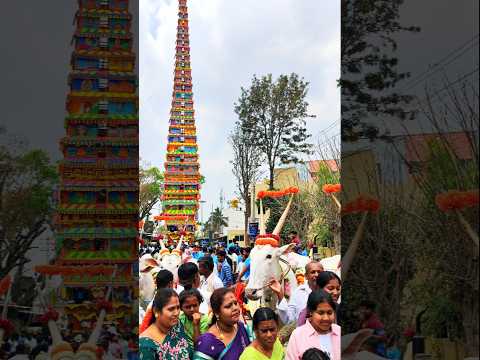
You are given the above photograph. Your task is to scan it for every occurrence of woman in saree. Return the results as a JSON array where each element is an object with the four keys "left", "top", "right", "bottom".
[
  {"left": 240, "top": 307, "right": 285, "bottom": 360},
  {"left": 139, "top": 288, "right": 193, "bottom": 360},
  {"left": 193, "top": 287, "right": 251, "bottom": 360}
]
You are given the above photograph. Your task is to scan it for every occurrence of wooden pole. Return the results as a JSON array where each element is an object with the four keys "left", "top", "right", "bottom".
[
  {"left": 455, "top": 210, "right": 479, "bottom": 248},
  {"left": 341, "top": 212, "right": 369, "bottom": 281}
]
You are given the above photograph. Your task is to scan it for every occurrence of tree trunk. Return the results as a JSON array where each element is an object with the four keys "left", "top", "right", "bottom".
[
  {"left": 244, "top": 197, "right": 251, "bottom": 246},
  {"left": 244, "top": 212, "right": 250, "bottom": 247},
  {"left": 269, "top": 165, "right": 275, "bottom": 190}
]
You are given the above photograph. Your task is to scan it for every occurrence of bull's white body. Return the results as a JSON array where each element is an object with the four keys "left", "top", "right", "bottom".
[{"left": 246, "top": 245, "right": 341, "bottom": 309}]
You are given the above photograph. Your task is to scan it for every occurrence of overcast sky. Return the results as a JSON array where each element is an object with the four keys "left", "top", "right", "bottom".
[{"left": 139, "top": 0, "right": 341, "bottom": 215}]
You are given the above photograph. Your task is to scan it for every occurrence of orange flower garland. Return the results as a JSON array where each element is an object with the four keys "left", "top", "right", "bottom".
[
  {"left": 255, "top": 237, "right": 279, "bottom": 247},
  {"left": 342, "top": 195, "right": 380, "bottom": 214},
  {"left": 435, "top": 190, "right": 479, "bottom": 212},
  {"left": 154, "top": 215, "right": 192, "bottom": 221},
  {"left": 322, "top": 184, "right": 341, "bottom": 194},
  {"left": 34, "top": 265, "right": 115, "bottom": 276},
  {"left": 257, "top": 186, "right": 299, "bottom": 199}
]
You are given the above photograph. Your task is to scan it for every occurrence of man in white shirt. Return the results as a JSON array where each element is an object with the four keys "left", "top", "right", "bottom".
[
  {"left": 270, "top": 261, "right": 324, "bottom": 324},
  {"left": 198, "top": 255, "right": 223, "bottom": 311},
  {"left": 198, "top": 256, "right": 223, "bottom": 292}
]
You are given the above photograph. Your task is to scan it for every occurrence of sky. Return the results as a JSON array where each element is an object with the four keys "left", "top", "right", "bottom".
[{"left": 139, "top": 0, "right": 341, "bottom": 216}]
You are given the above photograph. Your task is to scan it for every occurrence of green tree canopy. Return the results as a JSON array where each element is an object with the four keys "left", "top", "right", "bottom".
[
  {"left": 139, "top": 163, "right": 163, "bottom": 220},
  {"left": 205, "top": 207, "right": 228, "bottom": 235},
  {"left": 235, "top": 73, "right": 314, "bottom": 189},
  {"left": 0, "top": 145, "right": 58, "bottom": 280},
  {"left": 341, "top": 0, "right": 419, "bottom": 141}
]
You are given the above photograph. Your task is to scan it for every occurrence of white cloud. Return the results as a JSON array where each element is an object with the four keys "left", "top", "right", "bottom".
[{"left": 140, "top": 0, "right": 340, "bottom": 215}]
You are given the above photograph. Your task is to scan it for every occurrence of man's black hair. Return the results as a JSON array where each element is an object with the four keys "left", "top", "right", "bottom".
[
  {"left": 198, "top": 255, "right": 214, "bottom": 271},
  {"left": 156, "top": 269, "right": 174, "bottom": 289}
]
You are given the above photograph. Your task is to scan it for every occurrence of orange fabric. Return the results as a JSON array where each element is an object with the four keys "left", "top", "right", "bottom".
[
  {"left": 140, "top": 305, "right": 153, "bottom": 334},
  {"left": 234, "top": 282, "right": 248, "bottom": 317}
]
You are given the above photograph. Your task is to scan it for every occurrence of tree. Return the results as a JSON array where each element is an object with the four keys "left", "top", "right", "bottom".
[
  {"left": 341, "top": 0, "right": 419, "bottom": 141},
  {"left": 139, "top": 162, "right": 163, "bottom": 221},
  {"left": 235, "top": 73, "right": 314, "bottom": 190},
  {"left": 205, "top": 207, "right": 228, "bottom": 236},
  {"left": 398, "top": 83, "right": 479, "bottom": 355},
  {"left": 0, "top": 143, "right": 58, "bottom": 281},
  {"left": 229, "top": 123, "right": 263, "bottom": 246}
]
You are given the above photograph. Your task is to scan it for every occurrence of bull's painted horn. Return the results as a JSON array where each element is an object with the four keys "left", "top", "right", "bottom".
[
  {"left": 176, "top": 235, "right": 183, "bottom": 251},
  {"left": 48, "top": 319, "right": 63, "bottom": 345},
  {"left": 273, "top": 195, "right": 294, "bottom": 236},
  {"left": 88, "top": 267, "right": 117, "bottom": 345},
  {"left": 259, "top": 198, "right": 266, "bottom": 235}
]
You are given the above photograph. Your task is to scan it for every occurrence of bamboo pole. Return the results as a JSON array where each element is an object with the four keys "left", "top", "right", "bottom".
[
  {"left": 330, "top": 193, "right": 341, "bottom": 212},
  {"left": 455, "top": 210, "right": 479, "bottom": 248},
  {"left": 341, "top": 212, "right": 369, "bottom": 281}
]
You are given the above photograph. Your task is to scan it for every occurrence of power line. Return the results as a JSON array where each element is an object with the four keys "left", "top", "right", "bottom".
[
  {"left": 402, "top": 39, "right": 479, "bottom": 92},
  {"left": 414, "top": 66, "right": 479, "bottom": 108},
  {"left": 316, "top": 132, "right": 340, "bottom": 150},
  {"left": 399, "top": 33, "right": 480, "bottom": 92}
]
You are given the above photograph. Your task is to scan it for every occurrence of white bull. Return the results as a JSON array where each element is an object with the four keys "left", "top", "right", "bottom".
[
  {"left": 245, "top": 243, "right": 298, "bottom": 308},
  {"left": 245, "top": 246, "right": 341, "bottom": 308},
  {"left": 139, "top": 254, "right": 161, "bottom": 307},
  {"left": 154, "top": 238, "right": 184, "bottom": 283}
]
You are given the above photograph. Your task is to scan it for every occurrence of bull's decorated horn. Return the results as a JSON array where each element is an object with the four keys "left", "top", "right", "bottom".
[
  {"left": 273, "top": 195, "right": 294, "bottom": 236},
  {"left": 255, "top": 187, "right": 299, "bottom": 247},
  {"left": 259, "top": 198, "right": 266, "bottom": 235}
]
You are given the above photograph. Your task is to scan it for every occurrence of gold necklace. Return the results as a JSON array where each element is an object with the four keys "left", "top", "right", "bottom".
[{"left": 216, "top": 322, "right": 236, "bottom": 341}]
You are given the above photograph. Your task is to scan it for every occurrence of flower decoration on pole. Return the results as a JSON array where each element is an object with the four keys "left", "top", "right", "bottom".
[
  {"left": 322, "top": 183, "right": 341, "bottom": 211},
  {"left": 255, "top": 187, "right": 299, "bottom": 247},
  {"left": 435, "top": 189, "right": 479, "bottom": 247},
  {"left": 435, "top": 190, "right": 479, "bottom": 211},
  {"left": 257, "top": 186, "right": 299, "bottom": 200},
  {"left": 341, "top": 195, "right": 380, "bottom": 281},
  {"left": 342, "top": 195, "right": 380, "bottom": 215}
]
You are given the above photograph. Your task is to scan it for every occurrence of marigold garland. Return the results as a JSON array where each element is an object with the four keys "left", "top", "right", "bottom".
[
  {"left": 257, "top": 187, "right": 299, "bottom": 199},
  {"left": 153, "top": 215, "right": 191, "bottom": 221},
  {"left": 35, "top": 265, "right": 115, "bottom": 276},
  {"left": 342, "top": 195, "right": 380, "bottom": 214},
  {"left": 322, "top": 184, "right": 341, "bottom": 194},
  {"left": 435, "top": 190, "right": 479, "bottom": 212},
  {"left": 255, "top": 235, "right": 279, "bottom": 247}
]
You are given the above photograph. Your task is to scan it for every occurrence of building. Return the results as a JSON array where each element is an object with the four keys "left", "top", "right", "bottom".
[
  {"left": 52, "top": 0, "right": 138, "bottom": 332},
  {"left": 156, "top": 0, "right": 201, "bottom": 244}
]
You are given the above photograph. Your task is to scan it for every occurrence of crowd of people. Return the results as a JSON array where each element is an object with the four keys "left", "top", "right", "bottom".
[
  {"left": 0, "top": 326, "right": 138, "bottom": 359},
  {"left": 1, "top": 237, "right": 389, "bottom": 360},
  {"left": 137, "top": 237, "right": 354, "bottom": 360}
]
